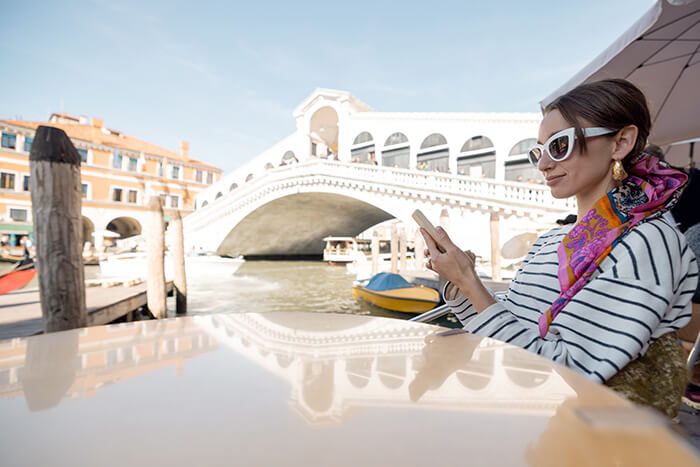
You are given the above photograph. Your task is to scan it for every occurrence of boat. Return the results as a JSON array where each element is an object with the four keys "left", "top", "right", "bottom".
[
  {"left": 352, "top": 272, "right": 440, "bottom": 314},
  {"left": 346, "top": 251, "right": 416, "bottom": 280},
  {"left": 0, "top": 247, "right": 27, "bottom": 263},
  {"left": 322, "top": 237, "right": 371, "bottom": 265},
  {"left": 99, "top": 251, "right": 244, "bottom": 279},
  {"left": 0, "top": 251, "right": 37, "bottom": 294}
]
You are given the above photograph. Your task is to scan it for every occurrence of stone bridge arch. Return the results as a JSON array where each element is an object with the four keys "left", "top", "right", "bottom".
[{"left": 217, "top": 192, "right": 394, "bottom": 257}]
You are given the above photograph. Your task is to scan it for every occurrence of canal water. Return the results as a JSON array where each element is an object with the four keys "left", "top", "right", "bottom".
[{"left": 1, "top": 260, "right": 456, "bottom": 326}]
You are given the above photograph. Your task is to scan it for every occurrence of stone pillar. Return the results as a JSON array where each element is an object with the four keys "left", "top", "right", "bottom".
[{"left": 399, "top": 227, "right": 407, "bottom": 272}]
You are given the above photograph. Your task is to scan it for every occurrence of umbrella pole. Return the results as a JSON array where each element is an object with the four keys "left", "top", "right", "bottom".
[{"left": 690, "top": 142, "right": 695, "bottom": 169}]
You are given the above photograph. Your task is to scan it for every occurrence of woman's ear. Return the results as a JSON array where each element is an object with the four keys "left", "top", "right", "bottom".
[{"left": 613, "top": 125, "right": 639, "bottom": 160}]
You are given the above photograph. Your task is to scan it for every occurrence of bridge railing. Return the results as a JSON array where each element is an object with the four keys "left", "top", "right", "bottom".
[{"left": 186, "top": 159, "right": 575, "bottom": 229}]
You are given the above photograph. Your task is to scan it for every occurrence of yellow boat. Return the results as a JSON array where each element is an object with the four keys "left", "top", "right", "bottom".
[{"left": 352, "top": 272, "right": 440, "bottom": 314}]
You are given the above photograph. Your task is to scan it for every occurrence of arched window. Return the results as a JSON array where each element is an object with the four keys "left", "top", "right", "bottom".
[
  {"left": 417, "top": 133, "right": 449, "bottom": 172},
  {"left": 461, "top": 135, "right": 494, "bottom": 153},
  {"left": 352, "top": 131, "right": 373, "bottom": 145},
  {"left": 506, "top": 138, "right": 542, "bottom": 183},
  {"left": 215, "top": 192, "right": 223, "bottom": 200},
  {"left": 350, "top": 131, "right": 375, "bottom": 164},
  {"left": 229, "top": 183, "right": 238, "bottom": 192},
  {"left": 201, "top": 201, "right": 209, "bottom": 207},
  {"left": 381, "top": 132, "right": 409, "bottom": 169},
  {"left": 245, "top": 173, "right": 254, "bottom": 182},
  {"left": 281, "top": 150, "right": 296, "bottom": 165},
  {"left": 420, "top": 133, "right": 447, "bottom": 149},
  {"left": 457, "top": 135, "right": 496, "bottom": 178},
  {"left": 509, "top": 138, "right": 537, "bottom": 156},
  {"left": 264, "top": 162, "right": 274, "bottom": 170}
]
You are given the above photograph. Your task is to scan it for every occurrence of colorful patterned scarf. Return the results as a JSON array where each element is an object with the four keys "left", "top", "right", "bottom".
[{"left": 538, "top": 154, "right": 688, "bottom": 337}]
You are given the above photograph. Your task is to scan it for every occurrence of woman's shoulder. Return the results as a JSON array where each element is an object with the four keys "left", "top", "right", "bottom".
[{"left": 625, "top": 216, "right": 685, "bottom": 250}]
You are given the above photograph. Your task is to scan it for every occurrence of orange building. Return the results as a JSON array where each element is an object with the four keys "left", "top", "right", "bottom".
[{"left": 0, "top": 113, "right": 221, "bottom": 250}]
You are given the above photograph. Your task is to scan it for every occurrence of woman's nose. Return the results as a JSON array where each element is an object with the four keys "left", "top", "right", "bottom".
[{"left": 537, "top": 150, "right": 555, "bottom": 172}]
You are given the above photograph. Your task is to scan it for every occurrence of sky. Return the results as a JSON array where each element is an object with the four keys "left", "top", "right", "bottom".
[{"left": 2, "top": 0, "right": 656, "bottom": 173}]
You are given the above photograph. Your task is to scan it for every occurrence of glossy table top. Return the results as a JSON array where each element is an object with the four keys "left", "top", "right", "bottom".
[{"left": 0, "top": 312, "right": 698, "bottom": 466}]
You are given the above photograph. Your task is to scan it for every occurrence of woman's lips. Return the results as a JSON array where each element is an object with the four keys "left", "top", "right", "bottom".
[{"left": 546, "top": 174, "right": 565, "bottom": 186}]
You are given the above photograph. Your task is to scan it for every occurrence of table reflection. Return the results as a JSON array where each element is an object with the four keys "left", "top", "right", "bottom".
[{"left": 0, "top": 319, "right": 217, "bottom": 410}]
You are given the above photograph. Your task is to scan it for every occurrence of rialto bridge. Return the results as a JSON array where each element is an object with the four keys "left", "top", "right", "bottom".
[{"left": 182, "top": 159, "right": 575, "bottom": 263}]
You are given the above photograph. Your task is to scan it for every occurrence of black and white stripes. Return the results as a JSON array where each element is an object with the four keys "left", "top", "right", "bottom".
[{"left": 444, "top": 217, "right": 698, "bottom": 383}]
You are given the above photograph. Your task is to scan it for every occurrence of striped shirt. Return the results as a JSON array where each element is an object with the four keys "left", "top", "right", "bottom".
[{"left": 444, "top": 217, "right": 699, "bottom": 383}]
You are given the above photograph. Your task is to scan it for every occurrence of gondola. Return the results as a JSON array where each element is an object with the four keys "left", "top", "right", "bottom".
[{"left": 0, "top": 250, "right": 37, "bottom": 294}]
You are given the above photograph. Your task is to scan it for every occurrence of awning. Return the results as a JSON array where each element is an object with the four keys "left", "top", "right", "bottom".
[{"left": 0, "top": 223, "right": 33, "bottom": 234}]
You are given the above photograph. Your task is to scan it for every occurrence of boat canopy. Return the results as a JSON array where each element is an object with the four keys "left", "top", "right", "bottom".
[{"left": 365, "top": 272, "right": 412, "bottom": 292}]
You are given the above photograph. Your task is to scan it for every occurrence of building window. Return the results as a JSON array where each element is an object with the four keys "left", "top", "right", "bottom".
[
  {"left": 9, "top": 208, "right": 27, "bottom": 221},
  {"left": 206, "top": 172, "right": 214, "bottom": 184},
  {"left": 24, "top": 137, "right": 33, "bottom": 153},
  {"left": 0, "top": 172, "right": 15, "bottom": 189},
  {"left": 171, "top": 195, "right": 179, "bottom": 208},
  {"left": 157, "top": 162, "right": 164, "bottom": 177},
  {"left": 195, "top": 169, "right": 203, "bottom": 183},
  {"left": 159, "top": 193, "right": 167, "bottom": 206},
  {"left": 23, "top": 175, "right": 30, "bottom": 191},
  {"left": 77, "top": 148, "right": 88, "bottom": 163},
  {"left": 171, "top": 166, "right": 180, "bottom": 179},
  {"left": 1, "top": 133, "right": 16, "bottom": 149},
  {"left": 128, "top": 190, "right": 137, "bottom": 203},
  {"left": 128, "top": 157, "right": 138, "bottom": 171},
  {"left": 82, "top": 184, "right": 88, "bottom": 199},
  {"left": 113, "top": 188, "right": 123, "bottom": 202},
  {"left": 112, "top": 153, "right": 123, "bottom": 169}
]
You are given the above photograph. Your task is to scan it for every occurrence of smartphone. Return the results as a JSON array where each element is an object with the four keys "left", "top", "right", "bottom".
[{"left": 412, "top": 209, "right": 446, "bottom": 253}]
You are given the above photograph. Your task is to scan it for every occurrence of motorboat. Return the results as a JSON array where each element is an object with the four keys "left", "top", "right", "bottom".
[
  {"left": 99, "top": 252, "right": 244, "bottom": 279},
  {"left": 352, "top": 272, "right": 440, "bottom": 314},
  {"left": 322, "top": 237, "right": 371, "bottom": 265}
]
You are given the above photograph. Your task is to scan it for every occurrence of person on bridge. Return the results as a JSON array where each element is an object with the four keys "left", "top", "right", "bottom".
[{"left": 422, "top": 79, "right": 698, "bottom": 417}]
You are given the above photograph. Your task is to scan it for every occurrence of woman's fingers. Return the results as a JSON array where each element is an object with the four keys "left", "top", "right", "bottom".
[{"left": 420, "top": 228, "right": 441, "bottom": 258}]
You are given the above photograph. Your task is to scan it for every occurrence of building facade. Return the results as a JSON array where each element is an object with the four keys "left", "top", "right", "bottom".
[{"left": 0, "top": 113, "right": 222, "bottom": 251}]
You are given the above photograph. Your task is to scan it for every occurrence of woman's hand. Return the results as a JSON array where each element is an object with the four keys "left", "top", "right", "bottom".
[
  {"left": 420, "top": 227, "right": 479, "bottom": 295},
  {"left": 421, "top": 227, "right": 497, "bottom": 312}
]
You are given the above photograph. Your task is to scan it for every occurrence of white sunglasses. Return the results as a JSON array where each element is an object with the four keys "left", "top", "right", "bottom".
[{"left": 528, "top": 127, "right": 618, "bottom": 167}]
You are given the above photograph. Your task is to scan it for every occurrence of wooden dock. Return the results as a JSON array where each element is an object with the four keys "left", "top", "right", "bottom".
[{"left": 0, "top": 281, "right": 174, "bottom": 340}]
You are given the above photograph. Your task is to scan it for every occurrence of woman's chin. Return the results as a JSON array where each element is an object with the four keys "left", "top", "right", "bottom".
[{"left": 548, "top": 186, "right": 574, "bottom": 199}]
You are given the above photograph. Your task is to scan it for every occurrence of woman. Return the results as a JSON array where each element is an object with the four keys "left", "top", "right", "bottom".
[{"left": 422, "top": 79, "right": 698, "bottom": 416}]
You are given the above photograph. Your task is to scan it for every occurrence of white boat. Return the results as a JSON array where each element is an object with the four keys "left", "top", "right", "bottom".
[
  {"left": 99, "top": 252, "right": 244, "bottom": 279},
  {"left": 322, "top": 237, "right": 371, "bottom": 265}
]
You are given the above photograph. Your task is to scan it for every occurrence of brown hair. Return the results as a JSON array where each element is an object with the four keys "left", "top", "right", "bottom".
[{"left": 544, "top": 79, "right": 651, "bottom": 168}]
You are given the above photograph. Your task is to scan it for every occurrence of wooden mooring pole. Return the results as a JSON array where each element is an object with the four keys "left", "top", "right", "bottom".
[
  {"left": 30, "top": 126, "right": 87, "bottom": 332},
  {"left": 390, "top": 223, "right": 398, "bottom": 274},
  {"left": 146, "top": 197, "right": 166, "bottom": 318},
  {"left": 371, "top": 230, "right": 379, "bottom": 276},
  {"left": 171, "top": 210, "right": 187, "bottom": 315},
  {"left": 399, "top": 227, "right": 407, "bottom": 272}
]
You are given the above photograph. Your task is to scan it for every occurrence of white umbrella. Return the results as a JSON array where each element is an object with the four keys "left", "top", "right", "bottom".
[{"left": 541, "top": 0, "right": 700, "bottom": 147}]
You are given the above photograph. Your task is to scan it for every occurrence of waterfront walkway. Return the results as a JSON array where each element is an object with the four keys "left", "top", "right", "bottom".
[{"left": 0, "top": 281, "right": 174, "bottom": 340}]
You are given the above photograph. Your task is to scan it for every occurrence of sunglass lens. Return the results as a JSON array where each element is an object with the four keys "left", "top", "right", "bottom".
[
  {"left": 528, "top": 147, "right": 542, "bottom": 166},
  {"left": 548, "top": 135, "right": 569, "bottom": 160}
]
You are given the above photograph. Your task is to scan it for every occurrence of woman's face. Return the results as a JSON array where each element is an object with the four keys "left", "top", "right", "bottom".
[{"left": 537, "top": 109, "right": 616, "bottom": 200}]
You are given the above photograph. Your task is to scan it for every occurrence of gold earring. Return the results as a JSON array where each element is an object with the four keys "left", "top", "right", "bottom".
[{"left": 612, "top": 160, "right": 628, "bottom": 181}]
